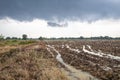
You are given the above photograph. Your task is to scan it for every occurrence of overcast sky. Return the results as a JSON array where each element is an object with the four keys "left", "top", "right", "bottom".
[{"left": 0, "top": 0, "right": 120, "bottom": 38}]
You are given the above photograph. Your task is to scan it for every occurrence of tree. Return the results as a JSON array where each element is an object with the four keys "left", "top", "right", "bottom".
[
  {"left": 6, "top": 37, "right": 11, "bottom": 40},
  {"left": 22, "top": 34, "right": 27, "bottom": 40},
  {"left": 79, "top": 36, "right": 84, "bottom": 39},
  {"left": 0, "top": 34, "right": 4, "bottom": 40},
  {"left": 12, "top": 37, "right": 18, "bottom": 39},
  {"left": 39, "top": 36, "right": 43, "bottom": 40}
]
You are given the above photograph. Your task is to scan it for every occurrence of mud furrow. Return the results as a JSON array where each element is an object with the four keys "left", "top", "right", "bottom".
[
  {"left": 47, "top": 41, "right": 120, "bottom": 80},
  {"left": 47, "top": 45, "right": 98, "bottom": 80},
  {"left": 83, "top": 45, "right": 120, "bottom": 61}
]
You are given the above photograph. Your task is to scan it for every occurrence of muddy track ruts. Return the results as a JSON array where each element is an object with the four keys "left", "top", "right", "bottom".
[{"left": 47, "top": 40, "right": 120, "bottom": 80}]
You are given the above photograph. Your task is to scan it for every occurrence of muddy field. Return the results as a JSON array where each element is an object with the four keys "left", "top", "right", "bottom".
[
  {"left": 0, "top": 40, "right": 120, "bottom": 80},
  {"left": 46, "top": 40, "right": 120, "bottom": 80}
]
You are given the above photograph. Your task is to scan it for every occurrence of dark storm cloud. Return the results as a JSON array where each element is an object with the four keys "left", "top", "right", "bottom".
[
  {"left": 47, "top": 22, "right": 68, "bottom": 27},
  {"left": 0, "top": 0, "right": 120, "bottom": 21}
]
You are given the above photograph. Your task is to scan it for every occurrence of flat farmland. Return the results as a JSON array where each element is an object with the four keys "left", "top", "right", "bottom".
[
  {"left": 0, "top": 40, "right": 120, "bottom": 80},
  {"left": 47, "top": 40, "right": 120, "bottom": 80}
]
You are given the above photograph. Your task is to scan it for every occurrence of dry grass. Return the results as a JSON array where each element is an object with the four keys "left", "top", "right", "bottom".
[
  {"left": 0, "top": 45, "right": 69, "bottom": 80},
  {"left": 0, "top": 40, "right": 37, "bottom": 54},
  {"left": 0, "top": 46, "right": 17, "bottom": 54},
  {"left": 41, "top": 67, "right": 68, "bottom": 80}
]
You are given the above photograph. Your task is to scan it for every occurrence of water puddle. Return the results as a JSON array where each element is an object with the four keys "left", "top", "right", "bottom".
[
  {"left": 83, "top": 45, "right": 120, "bottom": 61},
  {"left": 66, "top": 44, "right": 81, "bottom": 53},
  {"left": 47, "top": 45, "right": 98, "bottom": 80}
]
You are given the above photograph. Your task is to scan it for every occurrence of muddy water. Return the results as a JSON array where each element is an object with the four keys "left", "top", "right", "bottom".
[
  {"left": 83, "top": 45, "right": 120, "bottom": 61},
  {"left": 47, "top": 45, "right": 98, "bottom": 80}
]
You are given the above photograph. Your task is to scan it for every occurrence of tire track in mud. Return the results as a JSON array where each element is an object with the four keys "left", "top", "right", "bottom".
[
  {"left": 61, "top": 44, "right": 120, "bottom": 67},
  {"left": 83, "top": 45, "right": 120, "bottom": 61},
  {"left": 46, "top": 41, "right": 120, "bottom": 80},
  {"left": 46, "top": 45, "right": 98, "bottom": 80}
]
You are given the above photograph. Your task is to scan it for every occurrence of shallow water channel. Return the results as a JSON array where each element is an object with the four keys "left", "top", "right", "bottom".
[{"left": 47, "top": 45, "right": 99, "bottom": 80}]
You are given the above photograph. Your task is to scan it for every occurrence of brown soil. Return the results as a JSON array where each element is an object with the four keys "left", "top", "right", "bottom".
[{"left": 47, "top": 40, "right": 120, "bottom": 80}]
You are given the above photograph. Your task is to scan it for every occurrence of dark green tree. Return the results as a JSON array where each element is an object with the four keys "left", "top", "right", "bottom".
[
  {"left": 6, "top": 37, "right": 11, "bottom": 40},
  {"left": 79, "top": 36, "right": 84, "bottom": 39},
  {"left": 39, "top": 36, "right": 43, "bottom": 40},
  {"left": 12, "top": 37, "right": 18, "bottom": 39},
  {"left": 22, "top": 34, "right": 27, "bottom": 40}
]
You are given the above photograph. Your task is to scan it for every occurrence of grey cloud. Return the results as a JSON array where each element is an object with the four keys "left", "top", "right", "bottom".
[
  {"left": 0, "top": 0, "right": 120, "bottom": 21},
  {"left": 47, "top": 22, "right": 68, "bottom": 27}
]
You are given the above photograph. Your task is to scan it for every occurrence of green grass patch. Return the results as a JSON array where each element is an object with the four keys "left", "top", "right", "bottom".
[
  {"left": 0, "top": 40, "right": 37, "bottom": 46},
  {"left": 18, "top": 40, "right": 37, "bottom": 45}
]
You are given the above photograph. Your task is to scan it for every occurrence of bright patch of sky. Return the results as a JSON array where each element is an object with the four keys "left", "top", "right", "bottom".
[{"left": 0, "top": 18, "right": 120, "bottom": 38}]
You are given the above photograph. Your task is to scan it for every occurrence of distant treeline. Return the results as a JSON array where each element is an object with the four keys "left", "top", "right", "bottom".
[
  {"left": 49, "top": 36, "right": 120, "bottom": 40},
  {"left": 0, "top": 34, "right": 120, "bottom": 40}
]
